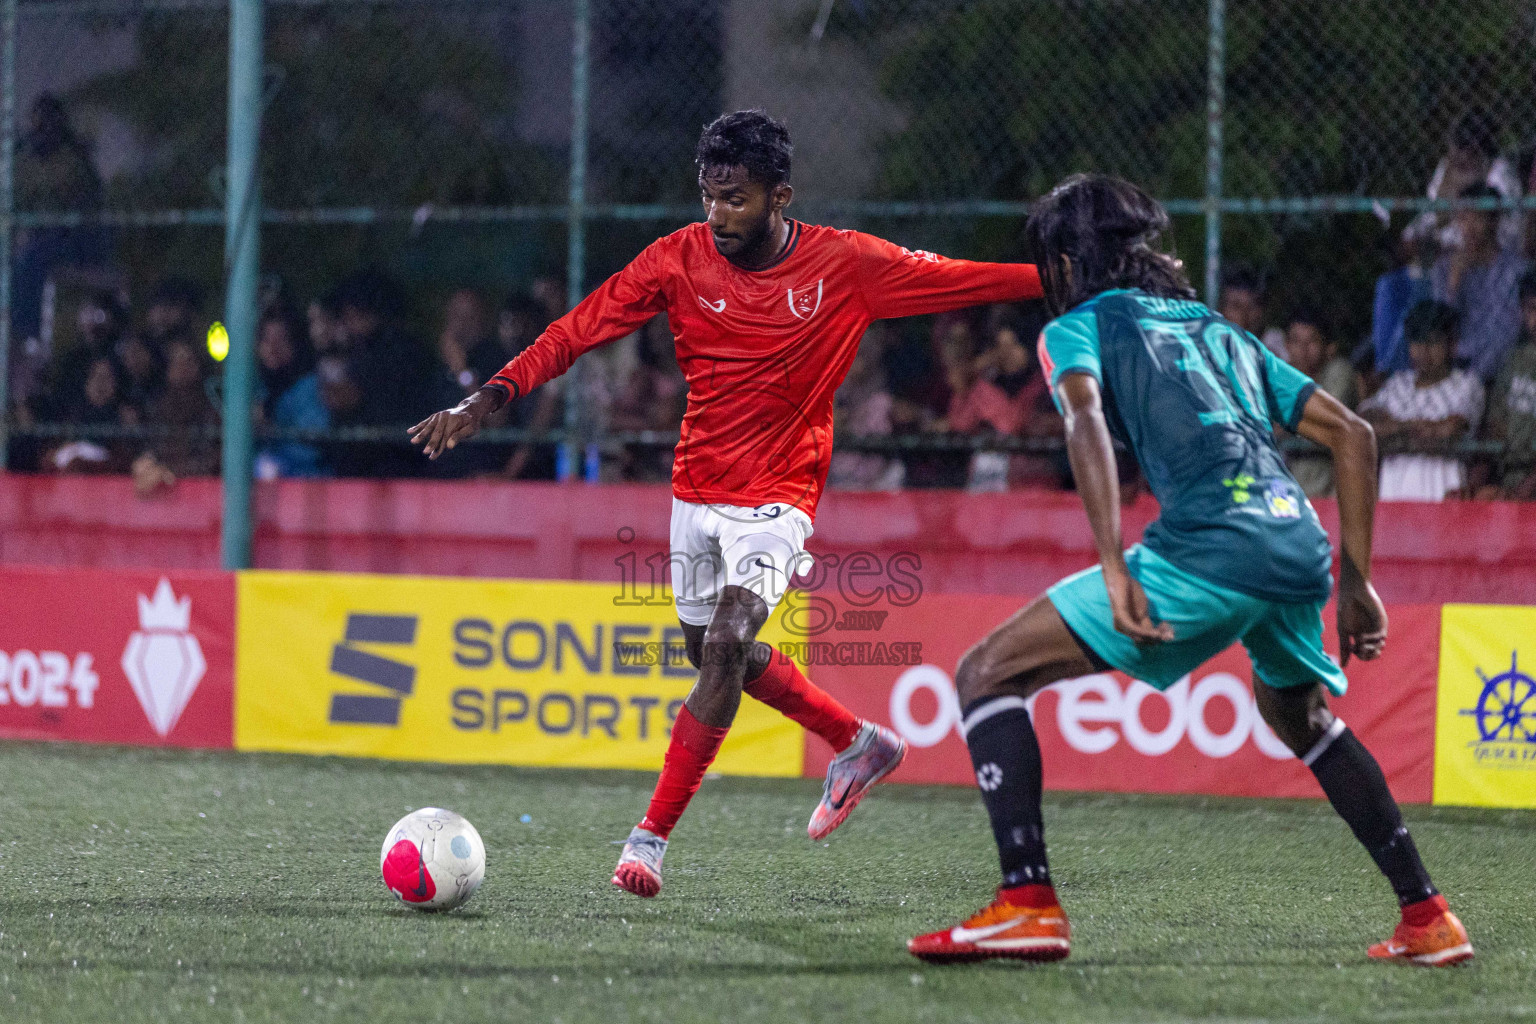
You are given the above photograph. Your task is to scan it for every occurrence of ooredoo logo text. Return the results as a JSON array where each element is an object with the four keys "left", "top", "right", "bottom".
[{"left": 887, "top": 665, "right": 1293, "bottom": 759}]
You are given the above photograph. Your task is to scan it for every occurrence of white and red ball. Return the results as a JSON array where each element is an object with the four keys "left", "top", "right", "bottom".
[{"left": 380, "top": 807, "right": 486, "bottom": 911}]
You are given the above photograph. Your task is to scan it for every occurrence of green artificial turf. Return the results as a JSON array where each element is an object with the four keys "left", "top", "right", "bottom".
[{"left": 0, "top": 742, "right": 1530, "bottom": 1023}]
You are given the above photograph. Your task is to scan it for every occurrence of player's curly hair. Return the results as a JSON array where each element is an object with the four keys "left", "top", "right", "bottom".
[
  {"left": 1026, "top": 173, "right": 1195, "bottom": 317},
  {"left": 696, "top": 109, "right": 792, "bottom": 187}
]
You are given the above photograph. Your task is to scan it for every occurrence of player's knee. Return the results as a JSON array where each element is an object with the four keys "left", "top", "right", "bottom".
[
  {"left": 705, "top": 613, "right": 760, "bottom": 650},
  {"left": 713, "top": 587, "right": 769, "bottom": 640},
  {"left": 1293, "top": 702, "right": 1337, "bottom": 757},
  {"left": 954, "top": 642, "right": 1001, "bottom": 707},
  {"left": 1255, "top": 682, "right": 1333, "bottom": 757},
  {"left": 697, "top": 604, "right": 764, "bottom": 673}
]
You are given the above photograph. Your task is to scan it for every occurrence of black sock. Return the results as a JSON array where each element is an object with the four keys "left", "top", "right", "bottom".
[
  {"left": 1305, "top": 719, "right": 1438, "bottom": 907},
  {"left": 962, "top": 696, "right": 1051, "bottom": 888}
]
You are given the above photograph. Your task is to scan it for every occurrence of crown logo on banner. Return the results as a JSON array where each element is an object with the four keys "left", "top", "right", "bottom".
[
  {"left": 122, "top": 578, "right": 205, "bottom": 738},
  {"left": 136, "top": 578, "right": 193, "bottom": 633}
]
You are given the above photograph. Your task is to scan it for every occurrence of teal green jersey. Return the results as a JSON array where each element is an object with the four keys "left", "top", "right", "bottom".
[{"left": 1038, "top": 289, "right": 1332, "bottom": 603}]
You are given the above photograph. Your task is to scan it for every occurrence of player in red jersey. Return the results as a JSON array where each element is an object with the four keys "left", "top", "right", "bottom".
[{"left": 411, "top": 110, "right": 1044, "bottom": 897}]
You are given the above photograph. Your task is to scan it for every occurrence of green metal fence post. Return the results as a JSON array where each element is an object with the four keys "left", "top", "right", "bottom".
[
  {"left": 0, "top": 0, "right": 16, "bottom": 471},
  {"left": 1204, "top": 0, "right": 1225, "bottom": 307},
  {"left": 221, "top": 0, "right": 263, "bottom": 569},
  {"left": 560, "top": 0, "right": 590, "bottom": 482}
]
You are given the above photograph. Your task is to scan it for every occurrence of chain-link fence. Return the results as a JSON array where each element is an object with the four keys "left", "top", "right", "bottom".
[{"left": 5, "top": 0, "right": 1536, "bottom": 484}]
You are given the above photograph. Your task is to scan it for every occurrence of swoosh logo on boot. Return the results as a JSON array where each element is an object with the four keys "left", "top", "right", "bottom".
[
  {"left": 829, "top": 778, "right": 855, "bottom": 809},
  {"left": 951, "top": 917, "right": 1029, "bottom": 943}
]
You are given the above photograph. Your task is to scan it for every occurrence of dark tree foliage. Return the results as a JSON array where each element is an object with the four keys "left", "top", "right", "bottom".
[
  {"left": 65, "top": 5, "right": 563, "bottom": 309},
  {"left": 588, "top": 0, "right": 723, "bottom": 206},
  {"left": 75, "top": 6, "right": 559, "bottom": 209},
  {"left": 810, "top": 0, "right": 1536, "bottom": 342}
]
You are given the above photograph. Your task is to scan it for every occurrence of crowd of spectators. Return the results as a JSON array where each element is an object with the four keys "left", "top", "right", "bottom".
[
  {"left": 826, "top": 307, "right": 1072, "bottom": 493},
  {"left": 1228, "top": 264, "right": 1536, "bottom": 505},
  {"left": 13, "top": 254, "right": 1536, "bottom": 505},
  {"left": 8, "top": 266, "right": 1072, "bottom": 496},
  {"left": 7, "top": 267, "right": 585, "bottom": 493},
  {"left": 8, "top": 96, "right": 1536, "bottom": 503},
  {"left": 1209, "top": 109, "right": 1536, "bottom": 504}
]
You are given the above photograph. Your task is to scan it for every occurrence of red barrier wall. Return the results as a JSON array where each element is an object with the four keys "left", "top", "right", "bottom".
[{"left": 4, "top": 473, "right": 1536, "bottom": 602}]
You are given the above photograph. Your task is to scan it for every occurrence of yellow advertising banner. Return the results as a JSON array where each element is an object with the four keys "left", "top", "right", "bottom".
[
  {"left": 234, "top": 571, "right": 803, "bottom": 777},
  {"left": 1434, "top": 604, "right": 1536, "bottom": 808}
]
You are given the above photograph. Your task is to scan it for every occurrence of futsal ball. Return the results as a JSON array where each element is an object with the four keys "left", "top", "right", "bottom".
[{"left": 380, "top": 807, "right": 486, "bottom": 911}]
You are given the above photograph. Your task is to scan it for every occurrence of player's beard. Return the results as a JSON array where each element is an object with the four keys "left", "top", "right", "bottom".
[{"left": 715, "top": 212, "right": 775, "bottom": 263}]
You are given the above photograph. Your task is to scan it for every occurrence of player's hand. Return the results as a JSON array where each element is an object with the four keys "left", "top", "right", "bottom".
[
  {"left": 409, "top": 387, "right": 503, "bottom": 460},
  {"left": 1104, "top": 567, "right": 1174, "bottom": 645},
  {"left": 1337, "top": 559, "right": 1387, "bottom": 667}
]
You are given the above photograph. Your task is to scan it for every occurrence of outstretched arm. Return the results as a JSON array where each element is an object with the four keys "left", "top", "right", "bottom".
[
  {"left": 411, "top": 245, "right": 666, "bottom": 460},
  {"left": 1057, "top": 372, "right": 1173, "bottom": 644},
  {"left": 1293, "top": 387, "right": 1386, "bottom": 665},
  {"left": 854, "top": 232, "right": 1043, "bottom": 319}
]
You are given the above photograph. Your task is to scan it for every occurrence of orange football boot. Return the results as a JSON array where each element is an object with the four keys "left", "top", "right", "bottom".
[
  {"left": 908, "top": 889, "right": 1071, "bottom": 964},
  {"left": 1367, "top": 895, "right": 1474, "bottom": 966}
]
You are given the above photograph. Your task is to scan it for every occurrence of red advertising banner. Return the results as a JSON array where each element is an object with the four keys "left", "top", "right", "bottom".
[
  {"left": 797, "top": 593, "right": 1436, "bottom": 803},
  {"left": 0, "top": 566, "right": 234, "bottom": 748}
]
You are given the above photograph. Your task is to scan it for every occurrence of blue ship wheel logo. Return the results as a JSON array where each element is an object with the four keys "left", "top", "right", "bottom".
[{"left": 1460, "top": 651, "right": 1536, "bottom": 744}]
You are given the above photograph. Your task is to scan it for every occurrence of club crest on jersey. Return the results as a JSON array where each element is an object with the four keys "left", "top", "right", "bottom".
[
  {"left": 787, "top": 280, "right": 823, "bottom": 320},
  {"left": 1264, "top": 478, "right": 1302, "bottom": 519}
]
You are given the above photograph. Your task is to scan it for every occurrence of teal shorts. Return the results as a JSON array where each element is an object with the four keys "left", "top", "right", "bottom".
[{"left": 1047, "top": 544, "right": 1347, "bottom": 696}]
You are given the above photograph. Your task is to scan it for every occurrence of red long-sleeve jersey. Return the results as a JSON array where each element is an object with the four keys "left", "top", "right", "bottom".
[{"left": 487, "top": 220, "right": 1043, "bottom": 519}]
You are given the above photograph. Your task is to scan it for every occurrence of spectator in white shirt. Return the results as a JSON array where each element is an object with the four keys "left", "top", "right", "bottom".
[{"left": 1360, "top": 301, "right": 1485, "bottom": 502}]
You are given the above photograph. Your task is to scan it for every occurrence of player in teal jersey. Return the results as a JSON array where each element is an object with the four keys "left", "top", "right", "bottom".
[{"left": 908, "top": 175, "right": 1473, "bottom": 968}]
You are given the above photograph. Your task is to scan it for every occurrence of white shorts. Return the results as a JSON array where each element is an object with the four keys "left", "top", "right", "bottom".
[{"left": 669, "top": 497, "right": 814, "bottom": 626}]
